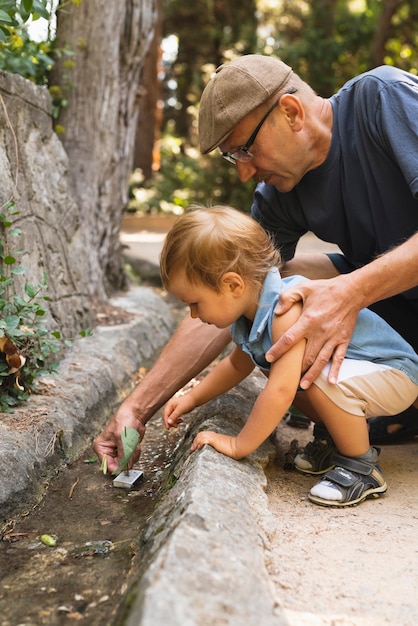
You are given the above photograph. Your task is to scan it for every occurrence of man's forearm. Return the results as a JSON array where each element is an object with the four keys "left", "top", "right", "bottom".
[
  {"left": 121, "top": 314, "right": 231, "bottom": 425},
  {"left": 344, "top": 231, "right": 418, "bottom": 310}
]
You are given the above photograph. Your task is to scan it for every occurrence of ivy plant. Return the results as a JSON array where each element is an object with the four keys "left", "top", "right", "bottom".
[{"left": 0, "top": 201, "right": 91, "bottom": 412}]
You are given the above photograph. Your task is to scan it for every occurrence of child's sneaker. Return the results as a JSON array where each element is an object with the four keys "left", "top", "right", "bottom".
[
  {"left": 308, "top": 447, "right": 387, "bottom": 507},
  {"left": 294, "top": 435, "right": 336, "bottom": 475}
]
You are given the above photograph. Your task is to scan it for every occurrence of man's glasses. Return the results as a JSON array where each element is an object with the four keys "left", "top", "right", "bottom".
[{"left": 221, "top": 88, "right": 298, "bottom": 164}]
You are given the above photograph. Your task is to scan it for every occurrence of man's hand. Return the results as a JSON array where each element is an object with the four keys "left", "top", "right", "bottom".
[
  {"left": 93, "top": 404, "right": 145, "bottom": 474},
  {"left": 265, "top": 275, "right": 360, "bottom": 388}
]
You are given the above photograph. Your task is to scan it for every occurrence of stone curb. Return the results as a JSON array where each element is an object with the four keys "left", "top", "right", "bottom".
[
  {"left": 119, "top": 381, "right": 288, "bottom": 626},
  {"left": 0, "top": 286, "right": 175, "bottom": 520}
]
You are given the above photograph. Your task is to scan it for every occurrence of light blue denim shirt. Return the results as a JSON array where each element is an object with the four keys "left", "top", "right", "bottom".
[{"left": 231, "top": 268, "right": 418, "bottom": 384}]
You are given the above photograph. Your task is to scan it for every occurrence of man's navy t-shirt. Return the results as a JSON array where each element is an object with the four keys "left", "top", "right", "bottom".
[{"left": 252, "top": 65, "right": 418, "bottom": 300}]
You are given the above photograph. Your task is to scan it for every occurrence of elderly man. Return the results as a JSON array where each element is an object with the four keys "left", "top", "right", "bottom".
[{"left": 94, "top": 55, "right": 418, "bottom": 473}]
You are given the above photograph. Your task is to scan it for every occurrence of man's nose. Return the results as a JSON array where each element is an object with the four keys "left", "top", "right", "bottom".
[{"left": 236, "top": 161, "right": 257, "bottom": 183}]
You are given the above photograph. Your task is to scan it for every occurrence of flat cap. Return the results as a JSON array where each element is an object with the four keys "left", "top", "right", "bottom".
[{"left": 198, "top": 55, "right": 293, "bottom": 154}]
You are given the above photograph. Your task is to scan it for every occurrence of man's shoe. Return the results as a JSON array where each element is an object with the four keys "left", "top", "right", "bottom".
[{"left": 368, "top": 406, "right": 418, "bottom": 445}]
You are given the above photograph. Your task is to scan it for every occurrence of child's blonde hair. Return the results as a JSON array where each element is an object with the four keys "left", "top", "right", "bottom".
[{"left": 160, "top": 205, "right": 282, "bottom": 292}]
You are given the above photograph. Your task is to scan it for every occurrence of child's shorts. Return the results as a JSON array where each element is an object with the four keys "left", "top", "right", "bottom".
[{"left": 313, "top": 359, "right": 418, "bottom": 418}]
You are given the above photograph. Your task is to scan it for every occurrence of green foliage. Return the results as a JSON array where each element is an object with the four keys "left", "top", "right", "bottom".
[
  {"left": 0, "top": 26, "right": 54, "bottom": 83},
  {"left": 163, "top": 0, "right": 258, "bottom": 139},
  {"left": 0, "top": 0, "right": 53, "bottom": 83},
  {"left": 0, "top": 202, "right": 92, "bottom": 412},
  {"left": 128, "top": 135, "right": 255, "bottom": 216},
  {"left": 256, "top": 0, "right": 418, "bottom": 97},
  {"left": 0, "top": 0, "right": 74, "bottom": 97},
  {"left": 0, "top": 0, "right": 50, "bottom": 42}
]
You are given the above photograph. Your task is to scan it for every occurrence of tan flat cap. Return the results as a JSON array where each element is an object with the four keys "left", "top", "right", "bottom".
[{"left": 198, "top": 55, "right": 293, "bottom": 154}]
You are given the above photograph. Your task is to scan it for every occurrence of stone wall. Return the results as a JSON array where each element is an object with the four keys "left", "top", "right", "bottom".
[{"left": 0, "top": 71, "right": 92, "bottom": 337}]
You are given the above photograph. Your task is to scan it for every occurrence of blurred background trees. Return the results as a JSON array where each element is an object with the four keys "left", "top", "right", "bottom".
[
  {"left": 1, "top": 0, "right": 417, "bottom": 292},
  {"left": 136, "top": 0, "right": 418, "bottom": 216}
]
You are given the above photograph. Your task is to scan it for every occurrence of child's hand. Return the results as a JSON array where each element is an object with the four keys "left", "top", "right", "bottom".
[
  {"left": 163, "top": 394, "right": 196, "bottom": 429},
  {"left": 191, "top": 431, "right": 239, "bottom": 459}
]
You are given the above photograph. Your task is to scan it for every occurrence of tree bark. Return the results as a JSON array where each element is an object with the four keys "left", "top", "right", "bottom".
[
  {"left": 50, "top": 0, "right": 159, "bottom": 298},
  {"left": 133, "top": 0, "right": 163, "bottom": 180},
  {"left": 370, "top": 0, "right": 404, "bottom": 67}
]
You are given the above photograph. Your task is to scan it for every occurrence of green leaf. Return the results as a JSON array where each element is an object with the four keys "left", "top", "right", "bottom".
[
  {"left": 33, "top": 0, "right": 50, "bottom": 20},
  {"left": 4, "top": 315, "right": 20, "bottom": 329},
  {"left": 79, "top": 328, "right": 93, "bottom": 337},
  {"left": 101, "top": 454, "right": 108, "bottom": 475},
  {"left": 25, "top": 283, "right": 37, "bottom": 298},
  {"left": 0, "top": 10, "right": 13, "bottom": 25},
  {"left": 23, "top": 0, "right": 34, "bottom": 13},
  {"left": 111, "top": 427, "right": 140, "bottom": 475},
  {"left": 3, "top": 255, "right": 15, "bottom": 265}
]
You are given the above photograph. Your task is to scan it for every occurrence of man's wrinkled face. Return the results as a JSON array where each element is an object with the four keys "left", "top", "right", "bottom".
[{"left": 219, "top": 94, "right": 310, "bottom": 193}]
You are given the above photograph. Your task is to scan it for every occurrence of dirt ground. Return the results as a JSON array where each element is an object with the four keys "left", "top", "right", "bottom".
[
  {"left": 265, "top": 419, "right": 418, "bottom": 626},
  {"left": 0, "top": 406, "right": 183, "bottom": 626}
]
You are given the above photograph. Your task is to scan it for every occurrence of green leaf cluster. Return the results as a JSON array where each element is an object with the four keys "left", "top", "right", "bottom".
[
  {"left": 0, "top": 0, "right": 53, "bottom": 84},
  {"left": 0, "top": 0, "right": 50, "bottom": 42},
  {"left": 0, "top": 201, "right": 92, "bottom": 412}
]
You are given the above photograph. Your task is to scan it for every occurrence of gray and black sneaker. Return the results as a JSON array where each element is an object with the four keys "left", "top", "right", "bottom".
[
  {"left": 308, "top": 447, "right": 387, "bottom": 507},
  {"left": 294, "top": 426, "right": 337, "bottom": 475}
]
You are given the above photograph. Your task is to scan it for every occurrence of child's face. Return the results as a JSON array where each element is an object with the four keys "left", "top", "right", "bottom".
[{"left": 168, "top": 271, "right": 248, "bottom": 328}]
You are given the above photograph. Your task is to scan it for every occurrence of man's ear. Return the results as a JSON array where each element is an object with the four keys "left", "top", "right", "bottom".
[
  {"left": 279, "top": 92, "right": 304, "bottom": 131},
  {"left": 221, "top": 272, "right": 245, "bottom": 296}
]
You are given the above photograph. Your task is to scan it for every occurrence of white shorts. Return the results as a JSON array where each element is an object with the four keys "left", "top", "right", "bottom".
[{"left": 313, "top": 360, "right": 418, "bottom": 418}]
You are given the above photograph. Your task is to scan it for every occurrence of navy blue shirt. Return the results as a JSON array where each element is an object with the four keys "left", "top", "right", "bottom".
[{"left": 252, "top": 66, "right": 418, "bottom": 299}]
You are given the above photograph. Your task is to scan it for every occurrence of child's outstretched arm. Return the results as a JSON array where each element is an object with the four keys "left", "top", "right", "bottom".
[
  {"left": 192, "top": 303, "right": 305, "bottom": 460},
  {"left": 163, "top": 346, "right": 255, "bottom": 429}
]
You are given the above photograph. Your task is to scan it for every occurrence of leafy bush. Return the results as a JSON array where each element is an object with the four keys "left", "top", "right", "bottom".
[
  {"left": 0, "top": 0, "right": 53, "bottom": 82},
  {"left": 0, "top": 202, "right": 91, "bottom": 412}
]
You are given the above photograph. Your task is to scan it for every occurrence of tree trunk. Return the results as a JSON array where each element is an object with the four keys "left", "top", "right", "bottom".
[
  {"left": 50, "top": 0, "right": 159, "bottom": 299},
  {"left": 133, "top": 0, "right": 163, "bottom": 180},
  {"left": 370, "top": 0, "right": 404, "bottom": 67}
]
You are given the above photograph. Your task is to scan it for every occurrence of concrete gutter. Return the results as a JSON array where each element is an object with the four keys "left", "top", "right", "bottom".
[{"left": 0, "top": 286, "right": 175, "bottom": 519}]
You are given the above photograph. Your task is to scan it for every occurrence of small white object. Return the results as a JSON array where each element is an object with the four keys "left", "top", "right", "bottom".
[{"left": 113, "top": 470, "right": 144, "bottom": 489}]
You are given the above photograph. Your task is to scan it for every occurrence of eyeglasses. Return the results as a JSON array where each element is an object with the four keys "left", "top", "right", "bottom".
[{"left": 221, "top": 88, "right": 298, "bottom": 164}]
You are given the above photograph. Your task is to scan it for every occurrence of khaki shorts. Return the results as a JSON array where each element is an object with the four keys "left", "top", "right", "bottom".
[{"left": 314, "top": 360, "right": 418, "bottom": 418}]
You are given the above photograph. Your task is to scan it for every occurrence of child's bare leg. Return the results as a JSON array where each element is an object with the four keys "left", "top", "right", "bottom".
[
  {"left": 303, "top": 384, "right": 370, "bottom": 457},
  {"left": 292, "top": 387, "right": 369, "bottom": 476},
  {"left": 292, "top": 392, "right": 322, "bottom": 423},
  {"left": 298, "top": 385, "right": 386, "bottom": 507}
]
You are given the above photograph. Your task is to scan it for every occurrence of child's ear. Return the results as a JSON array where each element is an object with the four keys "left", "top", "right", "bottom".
[{"left": 221, "top": 272, "right": 245, "bottom": 295}]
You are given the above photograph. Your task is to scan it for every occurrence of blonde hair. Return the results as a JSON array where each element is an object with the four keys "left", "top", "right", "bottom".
[{"left": 160, "top": 205, "right": 282, "bottom": 292}]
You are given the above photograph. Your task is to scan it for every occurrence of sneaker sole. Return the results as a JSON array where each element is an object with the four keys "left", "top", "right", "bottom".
[{"left": 308, "top": 482, "right": 388, "bottom": 507}]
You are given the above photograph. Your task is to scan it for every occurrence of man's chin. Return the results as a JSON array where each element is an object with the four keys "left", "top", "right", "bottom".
[
  {"left": 258, "top": 173, "right": 285, "bottom": 189},
  {"left": 271, "top": 177, "right": 297, "bottom": 193}
]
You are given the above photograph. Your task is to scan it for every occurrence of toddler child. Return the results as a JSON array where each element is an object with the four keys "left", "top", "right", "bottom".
[{"left": 160, "top": 206, "right": 418, "bottom": 507}]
